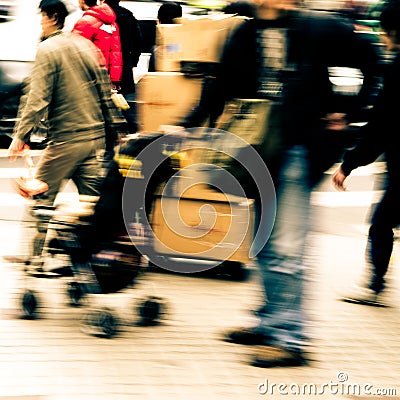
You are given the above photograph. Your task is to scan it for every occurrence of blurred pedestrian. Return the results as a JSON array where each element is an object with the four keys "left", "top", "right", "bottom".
[
  {"left": 7, "top": 0, "right": 122, "bottom": 270},
  {"left": 147, "top": 2, "right": 182, "bottom": 72},
  {"left": 104, "top": 0, "right": 143, "bottom": 133},
  {"left": 73, "top": 0, "right": 123, "bottom": 88},
  {"left": 222, "top": 0, "right": 257, "bottom": 18},
  {"left": 207, "top": 0, "right": 381, "bottom": 367},
  {"left": 157, "top": 1, "right": 183, "bottom": 24},
  {"left": 332, "top": 0, "right": 400, "bottom": 307}
]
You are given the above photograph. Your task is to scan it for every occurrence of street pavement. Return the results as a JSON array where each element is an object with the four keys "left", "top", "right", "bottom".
[{"left": 0, "top": 151, "right": 399, "bottom": 400}]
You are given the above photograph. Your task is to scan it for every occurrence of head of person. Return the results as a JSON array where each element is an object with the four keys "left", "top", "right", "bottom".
[
  {"left": 103, "top": 0, "right": 120, "bottom": 5},
  {"left": 251, "top": 0, "right": 300, "bottom": 19},
  {"left": 39, "top": 0, "right": 69, "bottom": 37},
  {"left": 157, "top": 2, "right": 182, "bottom": 24},
  {"left": 380, "top": 0, "right": 400, "bottom": 52},
  {"left": 223, "top": 1, "right": 257, "bottom": 18},
  {"left": 79, "top": 0, "right": 97, "bottom": 11}
]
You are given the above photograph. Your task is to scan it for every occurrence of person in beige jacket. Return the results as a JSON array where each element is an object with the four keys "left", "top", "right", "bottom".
[{"left": 7, "top": 0, "right": 122, "bottom": 269}]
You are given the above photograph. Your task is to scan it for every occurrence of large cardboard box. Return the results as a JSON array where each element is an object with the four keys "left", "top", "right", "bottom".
[
  {"left": 151, "top": 185, "right": 255, "bottom": 264},
  {"left": 136, "top": 72, "right": 202, "bottom": 132},
  {"left": 155, "top": 15, "right": 247, "bottom": 72}
]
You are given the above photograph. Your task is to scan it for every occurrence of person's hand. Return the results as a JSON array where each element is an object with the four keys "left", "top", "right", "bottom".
[
  {"left": 323, "top": 112, "right": 348, "bottom": 131},
  {"left": 8, "top": 138, "right": 26, "bottom": 162},
  {"left": 111, "top": 83, "right": 121, "bottom": 92},
  {"left": 332, "top": 166, "right": 348, "bottom": 191}
]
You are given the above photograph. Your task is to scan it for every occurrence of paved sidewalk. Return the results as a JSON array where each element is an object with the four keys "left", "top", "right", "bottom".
[{"left": 0, "top": 228, "right": 399, "bottom": 400}]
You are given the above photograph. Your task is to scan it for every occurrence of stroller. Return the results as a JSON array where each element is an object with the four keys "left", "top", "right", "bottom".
[{"left": 19, "top": 133, "right": 177, "bottom": 337}]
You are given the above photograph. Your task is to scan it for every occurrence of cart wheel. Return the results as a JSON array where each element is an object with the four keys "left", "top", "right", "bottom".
[
  {"left": 67, "top": 282, "right": 85, "bottom": 306},
  {"left": 218, "top": 261, "right": 249, "bottom": 281},
  {"left": 97, "top": 310, "right": 118, "bottom": 338},
  {"left": 137, "top": 296, "right": 164, "bottom": 326},
  {"left": 21, "top": 290, "right": 38, "bottom": 318},
  {"left": 83, "top": 309, "right": 118, "bottom": 338}
]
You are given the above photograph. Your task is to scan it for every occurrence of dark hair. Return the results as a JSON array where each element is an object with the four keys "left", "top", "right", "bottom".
[
  {"left": 84, "top": 0, "right": 98, "bottom": 7},
  {"left": 157, "top": 2, "right": 182, "bottom": 24},
  {"left": 39, "top": 0, "right": 69, "bottom": 27},
  {"left": 222, "top": 1, "right": 256, "bottom": 18},
  {"left": 380, "top": 0, "right": 400, "bottom": 44}
]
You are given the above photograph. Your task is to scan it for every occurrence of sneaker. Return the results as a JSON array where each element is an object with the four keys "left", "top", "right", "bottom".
[
  {"left": 252, "top": 345, "right": 308, "bottom": 368},
  {"left": 221, "top": 326, "right": 265, "bottom": 345},
  {"left": 341, "top": 286, "right": 386, "bottom": 307}
]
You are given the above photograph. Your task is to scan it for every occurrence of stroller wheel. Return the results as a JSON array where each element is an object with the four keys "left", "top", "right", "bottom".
[
  {"left": 21, "top": 290, "right": 38, "bottom": 318},
  {"left": 215, "top": 261, "right": 249, "bottom": 281},
  {"left": 83, "top": 309, "right": 118, "bottom": 338},
  {"left": 137, "top": 296, "right": 164, "bottom": 326},
  {"left": 67, "top": 282, "right": 85, "bottom": 306}
]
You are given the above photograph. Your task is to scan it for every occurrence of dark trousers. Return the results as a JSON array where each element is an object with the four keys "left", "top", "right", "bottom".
[{"left": 367, "top": 188, "right": 400, "bottom": 292}]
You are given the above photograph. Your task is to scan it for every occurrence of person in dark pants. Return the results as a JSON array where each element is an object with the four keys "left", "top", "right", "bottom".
[
  {"left": 193, "top": 0, "right": 380, "bottom": 367},
  {"left": 104, "top": 0, "right": 143, "bottom": 133},
  {"left": 333, "top": 0, "right": 400, "bottom": 306}
]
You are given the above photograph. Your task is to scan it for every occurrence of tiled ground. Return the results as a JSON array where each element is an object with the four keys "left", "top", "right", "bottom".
[{"left": 0, "top": 231, "right": 399, "bottom": 399}]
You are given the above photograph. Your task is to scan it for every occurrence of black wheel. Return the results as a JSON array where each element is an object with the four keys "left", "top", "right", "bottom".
[
  {"left": 21, "top": 290, "right": 38, "bottom": 318},
  {"left": 83, "top": 309, "right": 118, "bottom": 338},
  {"left": 137, "top": 296, "right": 164, "bottom": 326},
  {"left": 67, "top": 282, "right": 85, "bottom": 306},
  {"left": 97, "top": 310, "right": 118, "bottom": 338},
  {"left": 215, "top": 261, "right": 249, "bottom": 281}
]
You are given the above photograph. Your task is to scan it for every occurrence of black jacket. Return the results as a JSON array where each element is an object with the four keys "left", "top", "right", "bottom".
[
  {"left": 218, "top": 11, "right": 379, "bottom": 147},
  {"left": 181, "top": 11, "right": 380, "bottom": 188},
  {"left": 108, "top": 3, "right": 142, "bottom": 94},
  {"left": 341, "top": 52, "right": 400, "bottom": 190}
]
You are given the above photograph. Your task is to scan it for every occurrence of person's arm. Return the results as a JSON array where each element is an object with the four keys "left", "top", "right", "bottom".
[
  {"left": 9, "top": 46, "right": 55, "bottom": 160},
  {"left": 95, "top": 66, "right": 127, "bottom": 155},
  {"left": 180, "top": 21, "right": 253, "bottom": 128},
  {"left": 332, "top": 80, "right": 387, "bottom": 189},
  {"left": 308, "top": 12, "right": 380, "bottom": 123}
]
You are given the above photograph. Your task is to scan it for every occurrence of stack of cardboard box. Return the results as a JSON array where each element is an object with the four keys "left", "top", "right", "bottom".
[
  {"left": 136, "top": 14, "right": 247, "bottom": 132},
  {"left": 134, "top": 15, "right": 257, "bottom": 268}
]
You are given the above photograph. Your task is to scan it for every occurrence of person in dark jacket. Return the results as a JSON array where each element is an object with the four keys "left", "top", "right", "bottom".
[
  {"left": 332, "top": 0, "right": 400, "bottom": 306},
  {"left": 222, "top": 1, "right": 257, "bottom": 18},
  {"left": 104, "top": 0, "right": 142, "bottom": 133},
  {"left": 214, "top": 0, "right": 380, "bottom": 367}
]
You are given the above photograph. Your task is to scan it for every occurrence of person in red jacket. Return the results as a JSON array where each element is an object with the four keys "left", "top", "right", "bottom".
[{"left": 73, "top": 0, "right": 122, "bottom": 87}]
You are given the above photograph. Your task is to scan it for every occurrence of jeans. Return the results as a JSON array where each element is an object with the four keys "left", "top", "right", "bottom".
[{"left": 254, "top": 145, "right": 312, "bottom": 351}]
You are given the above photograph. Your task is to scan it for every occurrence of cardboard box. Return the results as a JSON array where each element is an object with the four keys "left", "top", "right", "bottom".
[
  {"left": 155, "top": 15, "right": 247, "bottom": 71},
  {"left": 136, "top": 72, "right": 202, "bottom": 132},
  {"left": 154, "top": 24, "right": 183, "bottom": 72},
  {"left": 151, "top": 185, "right": 255, "bottom": 264}
]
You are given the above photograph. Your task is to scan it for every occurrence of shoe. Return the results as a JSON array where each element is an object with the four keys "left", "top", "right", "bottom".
[
  {"left": 2, "top": 255, "right": 29, "bottom": 264},
  {"left": 222, "top": 326, "right": 265, "bottom": 345},
  {"left": 47, "top": 266, "right": 73, "bottom": 277},
  {"left": 252, "top": 345, "right": 308, "bottom": 368},
  {"left": 341, "top": 286, "right": 387, "bottom": 307}
]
